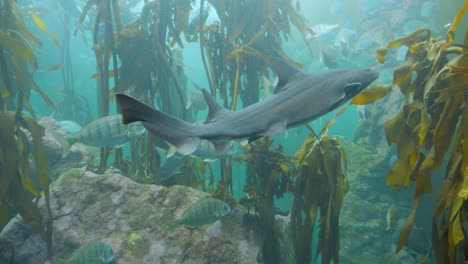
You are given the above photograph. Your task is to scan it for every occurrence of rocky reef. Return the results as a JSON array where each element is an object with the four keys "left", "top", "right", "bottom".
[
  {"left": 1, "top": 167, "right": 262, "bottom": 264},
  {"left": 1, "top": 108, "right": 426, "bottom": 264}
]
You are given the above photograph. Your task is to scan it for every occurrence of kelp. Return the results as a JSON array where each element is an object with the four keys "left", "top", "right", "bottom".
[
  {"left": 74, "top": 0, "right": 125, "bottom": 171},
  {"left": 200, "top": 0, "right": 311, "bottom": 108},
  {"left": 291, "top": 131, "right": 348, "bottom": 264},
  {"left": 0, "top": 113, "right": 53, "bottom": 258},
  {"left": 367, "top": 1, "right": 468, "bottom": 261},
  {"left": 235, "top": 137, "right": 294, "bottom": 264},
  {"left": 0, "top": 0, "right": 53, "bottom": 258},
  {"left": 54, "top": 7, "right": 91, "bottom": 126}
]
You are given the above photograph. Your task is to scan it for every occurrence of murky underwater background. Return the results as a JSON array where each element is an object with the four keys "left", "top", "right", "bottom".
[{"left": 1, "top": 0, "right": 468, "bottom": 263}]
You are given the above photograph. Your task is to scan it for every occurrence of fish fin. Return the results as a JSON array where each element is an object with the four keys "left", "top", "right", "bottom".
[
  {"left": 115, "top": 144, "right": 125, "bottom": 149},
  {"left": 209, "top": 138, "right": 231, "bottom": 154},
  {"left": 116, "top": 93, "right": 201, "bottom": 155},
  {"left": 263, "top": 122, "right": 287, "bottom": 136},
  {"left": 268, "top": 57, "right": 304, "bottom": 93},
  {"left": 167, "top": 145, "right": 177, "bottom": 158},
  {"left": 201, "top": 89, "right": 231, "bottom": 123}
]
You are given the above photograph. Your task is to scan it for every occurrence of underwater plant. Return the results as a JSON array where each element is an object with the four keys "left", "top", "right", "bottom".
[
  {"left": 291, "top": 126, "right": 348, "bottom": 264},
  {"left": 0, "top": 0, "right": 54, "bottom": 258},
  {"left": 236, "top": 137, "right": 294, "bottom": 264},
  {"left": 354, "top": 1, "right": 468, "bottom": 262}
]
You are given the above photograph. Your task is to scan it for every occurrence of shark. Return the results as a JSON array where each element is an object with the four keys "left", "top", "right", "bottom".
[{"left": 116, "top": 59, "right": 378, "bottom": 155}]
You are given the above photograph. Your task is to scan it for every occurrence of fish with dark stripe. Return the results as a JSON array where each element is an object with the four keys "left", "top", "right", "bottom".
[
  {"left": 177, "top": 197, "right": 230, "bottom": 228},
  {"left": 67, "top": 114, "right": 145, "bottom": 148}
]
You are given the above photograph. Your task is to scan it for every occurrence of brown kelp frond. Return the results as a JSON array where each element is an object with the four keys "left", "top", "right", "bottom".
[
  {"left": 201, "top": 0, "right": 311, "bottom": 108},
  {"left": 292, "top": 133, "right": 348, "bottom": 264},
  {"left": 375, "top": 1, "right": 468, "bottom": 261},
  {"left": 0, "top": 112, "right": 52, "bottom": 258},
  {"left": 0, "top": 1, "right": 53, "bottom": 258},
  {"left": 237, "top": 137, "right": 294, "bottom": 264}
]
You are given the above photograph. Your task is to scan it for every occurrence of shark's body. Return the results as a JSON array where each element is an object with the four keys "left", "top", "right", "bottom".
[{"left": 116, "top": 59, "right": 378, "bottom": 155}]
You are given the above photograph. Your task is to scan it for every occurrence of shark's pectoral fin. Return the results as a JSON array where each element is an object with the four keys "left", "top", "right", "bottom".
[
  {"left": 209, "top": 138, "right": 231, "bottom": 155},
  {"left": 263, "top": 121, "right": 287, "bottom": 136},
  {"left": 201, "top": 89, "right": 232, "bottom": 123},
  {"left": 144, "top": 123, "right": 200, "bottom": 155},
  {"left": 173, "top": 137, "right": 200, "bottom": 155}
]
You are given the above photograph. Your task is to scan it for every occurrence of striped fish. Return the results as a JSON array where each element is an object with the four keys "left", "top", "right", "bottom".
[
  {"left": 62, "top": 240, "right": 116, "bottom": 264},
  {"left": 67, "top": 114, "right": 145, "bottom": 148},
  {"left": 177, "top": 197, "right": 231, "bottom": 228}
]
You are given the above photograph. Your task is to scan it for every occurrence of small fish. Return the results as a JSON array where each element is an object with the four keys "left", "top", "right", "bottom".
[
  {"left": 177, "top": 197, "right": 231, "bottom": 228},
  {"left": 386, "top": 205, "right": 399, "bottom": 231},
  {"left": 321, "top": 44, "right": 341, "bottom": 69},
  {"left": 308, "top": 24, "right": 339, "bottom": 39},
  {"left": 67, "top": 114, "right": 145, "bottom": 148},
  {"left": 57, "top": 120, "right": 83, "bottom": 135},
  {"left": 63, "top": 240, "right": 116, "bottom": 264}
]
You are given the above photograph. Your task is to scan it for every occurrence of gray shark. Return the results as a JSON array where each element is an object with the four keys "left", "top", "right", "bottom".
[{"left": 116, "top": 59, "right": 378, "bottom": 155}]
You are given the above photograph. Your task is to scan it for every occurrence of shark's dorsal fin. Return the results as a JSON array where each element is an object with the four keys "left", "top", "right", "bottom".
[
  {"left": 269, "top": 57, "right": 305, "bottom": 93},
  {"left": 201, "top": 89, "right": 231, "bottom": 123}
]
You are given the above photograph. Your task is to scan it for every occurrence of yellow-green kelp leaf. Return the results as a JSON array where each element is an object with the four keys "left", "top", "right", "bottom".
[
  {"left": 0, "top": 31, "right": 36, "bottom": 67},
  {"left": 446, "top": 0, "right": 468, "bottom": 42},
  {"left": 13, "top": 183, "right": 43, "bottom": 235},
  {"left": 24, "top": 116, "right": 49, "bottom": 195},
  {"left": 0, "top": 113, "right": 19, "bottom": 229},
  {"left": 350, "top": 84, "right": 392, "bottom": 105},
  {"left": 30, "top": 12, "right": 60, "bottom": 47},
  {"left": 16, "top": 127, "right": 40, "bottom": 197}
]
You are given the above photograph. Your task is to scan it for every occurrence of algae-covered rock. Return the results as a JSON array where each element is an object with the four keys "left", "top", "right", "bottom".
[{"left": 1, "top": 167, "right": 263, "bottom": 264}]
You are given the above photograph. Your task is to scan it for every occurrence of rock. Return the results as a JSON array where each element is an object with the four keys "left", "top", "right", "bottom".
[
  {"left": 38, "top": 117, "right": 64, "bottom": 164},
  {"left": 49, "top": 143, "right": 99, "bottom": 181},
  {"left": 37, "top": 117, "right": 99, "bottom": 181},
  {"left": 339, "top": 131, "right": 415, "bottom": 263},
  {"left": 0, "top": 217, "right": 46, "bottom": 264},
  {"left": 353, "top": 87, "right": 403, "bottom": 156},
  {"left": 1, "top": 168, "right": 264, "bottom": 264}
]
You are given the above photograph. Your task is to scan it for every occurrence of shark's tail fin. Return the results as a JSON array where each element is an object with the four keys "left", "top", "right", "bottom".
[{"left": 116, "top": 93, "right": 200, "bottom": 155}]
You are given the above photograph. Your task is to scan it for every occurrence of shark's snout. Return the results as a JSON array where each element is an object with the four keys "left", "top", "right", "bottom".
[{"left": 343, "top": 68, "right": 379, "bottom": 98}]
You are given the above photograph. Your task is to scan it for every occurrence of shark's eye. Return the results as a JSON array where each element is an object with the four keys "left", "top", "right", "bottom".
[{"left": 344, "top": 82, "right": 362, "bottom": 97}]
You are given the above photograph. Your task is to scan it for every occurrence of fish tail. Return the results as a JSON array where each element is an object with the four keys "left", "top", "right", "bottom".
[{"left": 116, "top": 93, "right": 201, "bottom": 155}]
